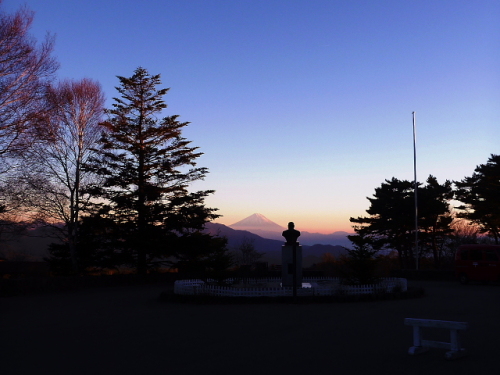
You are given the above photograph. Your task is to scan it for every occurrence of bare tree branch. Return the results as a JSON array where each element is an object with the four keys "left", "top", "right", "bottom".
[
  {"left": 16, "top": 78, "right": 105, "bottom": 271},
  {"left": 0, "top": 4, "right": 58, "bottom": 167}
]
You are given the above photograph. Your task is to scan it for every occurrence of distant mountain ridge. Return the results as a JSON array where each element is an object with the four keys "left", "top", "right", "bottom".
[
  {"left": 228, "top": 213, "right": 353, "bottom": 247},
  {"left": 206, "top": 222, "right": 348, "bottom": 267},
  {"left": 1, "top": 216, "right": 349, "bottom": 268}
]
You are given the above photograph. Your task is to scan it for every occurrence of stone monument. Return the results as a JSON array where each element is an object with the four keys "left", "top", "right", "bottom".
[{"left": 281, "top": 222, "right": 302, "bottom": 288}]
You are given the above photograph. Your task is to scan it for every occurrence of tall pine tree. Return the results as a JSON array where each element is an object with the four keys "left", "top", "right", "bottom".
[
  {"left": 89, "top": 67, "right": 219, "bottom": 274},
  {"left": 455, "top": 154, "right": 500, "bottom": 244},
  {"left": 350, "top": 176, "right": 454, "bottom": 269}
]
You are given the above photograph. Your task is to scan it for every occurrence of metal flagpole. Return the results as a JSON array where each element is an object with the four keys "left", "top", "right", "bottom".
[{"left": 413, "top": 112, "right": 419, "bottom": 271}]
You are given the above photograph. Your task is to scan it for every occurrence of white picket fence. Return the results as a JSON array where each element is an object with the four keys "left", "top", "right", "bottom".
[{"left": 174, "top": 277, "right": 407, "bottom": 297}]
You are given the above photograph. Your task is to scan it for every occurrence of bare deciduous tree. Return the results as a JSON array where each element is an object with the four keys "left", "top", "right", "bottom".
[
  {"left": 450, "top": 219, "right": 482, "bottom": 245},
  {"left": 20, "top": 78, "right": 105, "bottom": 271},
  {"left": 0, "top": 4, "right": 58, "bottom": 168},
  {"left": 234, "top": 237, "right": 263, "bottom": 266}
]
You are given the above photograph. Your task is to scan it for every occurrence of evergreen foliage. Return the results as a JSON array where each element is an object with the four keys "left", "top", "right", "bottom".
[
  {"left": 418, "top": 176, "right": 454, "bottom": 267},
  {"left": 45, "top": 215, "right": 134, "bottom": 274},
  {"left": 350, "top": 177, "right": 415, "bottom": 267},
  {"left": 172, "top": 232, "right": 233, "bottom": 281},
  {"left": 342, "top": 232, "right": 379, "bottom": 285},
  {"left": 87, "top": 67, "right": 220, "bottom": 274},
  {"left": 350, "top": 176, "right": 454, "bottom": 269},
  {"left": 455, "top": 154, "right": 500, "bottom": 244}
]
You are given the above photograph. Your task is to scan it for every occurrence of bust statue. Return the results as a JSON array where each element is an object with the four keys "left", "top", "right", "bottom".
[{"left": 282, "top": 222, "right": 300, "bottom": 245}]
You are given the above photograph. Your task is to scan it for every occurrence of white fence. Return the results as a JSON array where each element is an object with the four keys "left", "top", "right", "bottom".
[{"left": 174, "top": 277, "right": 407, "bottom": 297}]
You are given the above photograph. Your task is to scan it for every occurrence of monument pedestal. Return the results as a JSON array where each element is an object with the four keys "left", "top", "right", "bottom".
[{"left": 281, "top": 245, "right": 303, "bottom": 287}]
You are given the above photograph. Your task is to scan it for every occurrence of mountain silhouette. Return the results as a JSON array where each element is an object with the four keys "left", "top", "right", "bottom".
[
  {"left": 228, "top": 213, "right": 353, "bottom": 247},
  {"left": 205, "top": 222, "right": 347, "bottom": 267},
  {"left": 1, "top": 220, "right": 347, "bottom": 268}
]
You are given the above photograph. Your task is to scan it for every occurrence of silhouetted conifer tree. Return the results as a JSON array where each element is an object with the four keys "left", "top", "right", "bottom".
[
  {"left": 350, "top": 176, "right": 453, "bottom": 269},
  {"left": 342, "top": 232, "right": 379, "bottom": 285},
  {"left": 350, "top": 178, "right": 416, "bottom": 268},
  {"left": 455, "top": 154, "right": 500, "bottom": 244},
  {"left": 88, "top": 67, "right": 219, "bottom": 274},
  {"left": 418, "top": 176, "right": 454, "bottom": 268}
]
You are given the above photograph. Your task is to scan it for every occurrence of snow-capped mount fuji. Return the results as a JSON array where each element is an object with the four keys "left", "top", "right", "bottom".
[
  {"left": 229, "top": 213, "right": 286, "bottom": 233},
  {"left": 229, "top": 213, "right": 352, "bottom": 247}
]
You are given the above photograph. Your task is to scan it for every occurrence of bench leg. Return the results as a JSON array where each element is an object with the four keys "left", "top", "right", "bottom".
[
  {"left": 408, "top": 326, "right": 430, "bottom": 355},
  {"left": 445, "top": 329, "right": 467, "bottom": 360},
  {"left": 449, "top": 329, "right": 460, "bottom": 351}
]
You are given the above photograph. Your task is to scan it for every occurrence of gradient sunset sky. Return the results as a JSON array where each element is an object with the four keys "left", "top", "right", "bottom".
[{"left": 4, "top": 0, "right": 499, "bottom": 233}]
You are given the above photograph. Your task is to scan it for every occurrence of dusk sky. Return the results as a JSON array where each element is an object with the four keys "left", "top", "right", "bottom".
[{"left": 4, "top": 0, "right": 499, "bottom": 233}]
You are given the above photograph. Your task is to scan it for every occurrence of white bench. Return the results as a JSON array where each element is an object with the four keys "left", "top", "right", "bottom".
[{"left": 404, "top": 318, "right": 468, "bottom": 360}]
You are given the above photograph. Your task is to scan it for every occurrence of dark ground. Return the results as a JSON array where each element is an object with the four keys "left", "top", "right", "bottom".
[{"left": 1, "top": 280, "right": 499, "bottom": 375}]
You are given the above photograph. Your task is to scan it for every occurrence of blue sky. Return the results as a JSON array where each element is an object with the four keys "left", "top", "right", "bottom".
[{"left": 4, "top": 0, "right": 500, "bottom": 232}]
